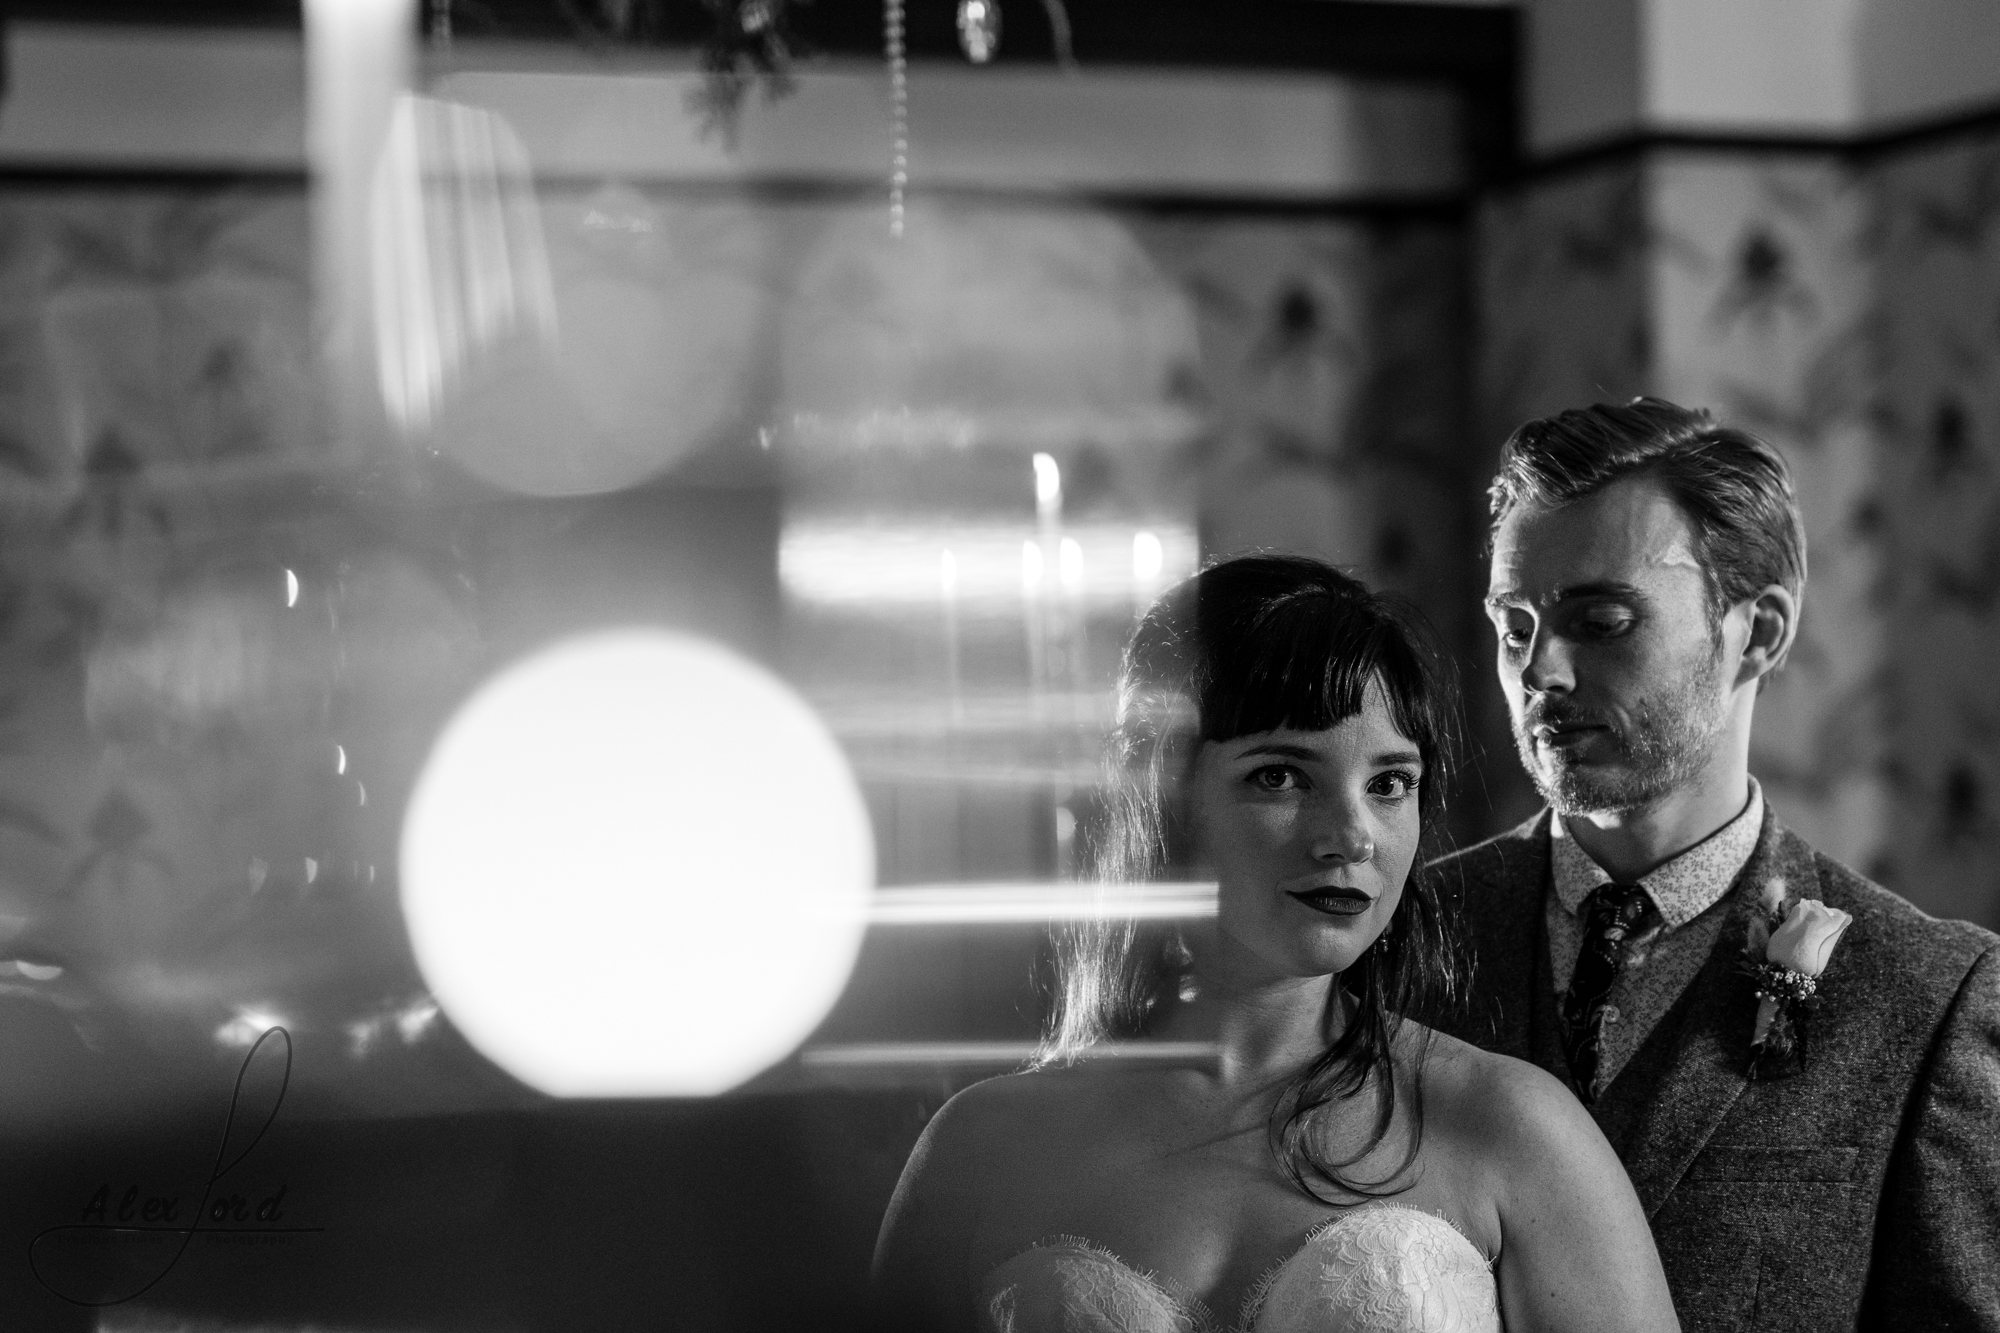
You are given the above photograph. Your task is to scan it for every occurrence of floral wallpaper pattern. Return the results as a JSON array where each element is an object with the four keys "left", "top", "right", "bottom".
[
  {"left": 17, "top": 129, "right": 1992, "bottom": 1101},
  {"left": 1134, "top": 214, "right": 1473, "bottom": 643},
  {"left": 1649, "top": 154, "right": 1889, "bottom": 883},
  {"left": 0, "top": 184, "right": 1478, "bottom": 1102},
  {"left": 1873, "top": 129, "right": 2000, "bottom": 926},
  {"left": 1478, "top": 130, "right": 2000, "bottom": 930},
  {"left": 0, "top": 189, "right": 509, "bottom": 1122}
]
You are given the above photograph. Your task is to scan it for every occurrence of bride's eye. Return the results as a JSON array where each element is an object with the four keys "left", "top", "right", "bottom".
[
  {"left": 1247, "top": 765, "right": 1303, "bottom": 792},
  {"left": 1369, "top": 770, "right": 1420, "bottom": 800}
]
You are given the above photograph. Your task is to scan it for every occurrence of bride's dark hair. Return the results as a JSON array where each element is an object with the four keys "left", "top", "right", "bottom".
[{"left": 1039, "top": 553, "right": 1467, "bottom": 1200}]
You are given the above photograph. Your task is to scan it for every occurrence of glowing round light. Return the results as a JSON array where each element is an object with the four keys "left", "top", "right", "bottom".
[
  {"left": 1058, "top": 537, "right": 1085, "bottom": 592},
  {"left": 399, "top": 630, "right": 873, "bottom": 1096},
  {"left": 1132, "top": 531, "right": 1164, "bottom": 585},
  {"left": 1033, "top": 453, "right": 1062, "bottom": 511}
]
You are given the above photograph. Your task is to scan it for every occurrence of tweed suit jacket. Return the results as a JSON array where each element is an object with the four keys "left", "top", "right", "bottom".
[{"left": 1433, "top": 806, "right": 2000, "bottom": 1333}]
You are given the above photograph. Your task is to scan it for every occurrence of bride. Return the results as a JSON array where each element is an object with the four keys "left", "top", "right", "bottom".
[{"left": 872, "top": 556, "right": 1678, "bottom": 1332}]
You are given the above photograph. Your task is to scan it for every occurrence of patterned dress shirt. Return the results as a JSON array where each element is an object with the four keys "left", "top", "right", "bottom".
[{"left": 1544, "top": 779, "right": 1765, "bottom": 1095}]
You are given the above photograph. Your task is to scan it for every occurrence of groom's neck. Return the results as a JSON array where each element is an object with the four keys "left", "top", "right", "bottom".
[{"left": 1561, "top": 744, "right": 1754, "bottom": 883}]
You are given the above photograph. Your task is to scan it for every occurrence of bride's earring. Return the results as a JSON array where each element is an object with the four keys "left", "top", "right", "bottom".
[{"left": 1166, "top": 929, "right": 1199, "bottom": 1001}]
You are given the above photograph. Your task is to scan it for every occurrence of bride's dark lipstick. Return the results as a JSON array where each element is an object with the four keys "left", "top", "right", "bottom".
[{"left": 1286, "top": 887, "right": 1374, "bottom": 916}]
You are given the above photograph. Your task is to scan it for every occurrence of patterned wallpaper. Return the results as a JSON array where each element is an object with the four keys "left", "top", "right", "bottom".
[
  {"left": 0, "top": 184, "right": 1476, "bottom": 1101},
  {"left": 1477, "top": 128, "right": 2000, "bottom": 930},
  {"left": 1873, "top": 128, "right": 2000, "bottom": 926},
  {"left": 1135, "top": 213, "right": 1473, "bottom": 645},
  {"left": 1649, "top": 154, "right": 1889, "bottom": 882},
  {"left": 0, "top": 189, "right": 507, "bottom": 1120},
  {"left": 1477, "top": 160, "right": 1651, "bottom": 441},
  {"left": 1475, "top": 162, "right": 1654, "bottom": 828},
  {"left": 15, "top": 128, "right": 1990, "bottom": 1093}
]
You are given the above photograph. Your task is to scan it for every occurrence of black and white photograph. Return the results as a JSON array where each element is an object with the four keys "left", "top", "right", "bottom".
[{"left": 0, "top": 1, "right": 1993, "bottom": 1329}]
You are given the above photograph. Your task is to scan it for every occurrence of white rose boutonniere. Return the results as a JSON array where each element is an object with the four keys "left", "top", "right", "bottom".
[{"left": 1742, "top": 888, "right": 1852, "bottom": 1080}]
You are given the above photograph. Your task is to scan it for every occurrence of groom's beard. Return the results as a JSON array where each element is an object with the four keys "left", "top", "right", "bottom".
[{"left": 1512, "top": 632, "right": 1730, "bottom": 818}]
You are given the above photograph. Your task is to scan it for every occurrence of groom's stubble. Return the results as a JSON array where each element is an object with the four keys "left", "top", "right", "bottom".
[{"left": 1512, "top": 621, "right": 1731, "bottom": 819}]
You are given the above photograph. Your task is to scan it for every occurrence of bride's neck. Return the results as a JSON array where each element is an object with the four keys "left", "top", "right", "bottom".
[{"left": 1157, "top": 968, "right": 1349, "bottom": 1087}]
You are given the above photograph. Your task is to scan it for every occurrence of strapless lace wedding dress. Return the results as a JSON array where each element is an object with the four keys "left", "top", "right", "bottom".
[{"left": 979, "top": 1204, "right": 1500, "bottom": 1333}]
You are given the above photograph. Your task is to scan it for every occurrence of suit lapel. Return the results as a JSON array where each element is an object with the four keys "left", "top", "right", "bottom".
[
  {"left": 1464, "top": 813, "right": 1551, "bottom": 1063},
  {"left": 1592, "top": 809, "right": 1818, "bottom": 1218},
  {"left": 1528, "top": 908, "right": 1572, "bottom": 1089}
]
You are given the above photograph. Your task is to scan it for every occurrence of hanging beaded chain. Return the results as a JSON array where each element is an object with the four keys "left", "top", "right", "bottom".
[{"left": 884, "top": 0, "right": 909, "bottom": 237}]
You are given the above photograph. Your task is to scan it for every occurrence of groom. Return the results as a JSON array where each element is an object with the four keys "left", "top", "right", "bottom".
[{"left": 1438, "top": 397, "right": 2000, "bottom": 1330}]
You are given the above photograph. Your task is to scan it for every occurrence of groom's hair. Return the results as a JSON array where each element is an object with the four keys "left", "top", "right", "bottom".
[{"left": 1488, "top": 396, "right": 1807, "bottom": 633}]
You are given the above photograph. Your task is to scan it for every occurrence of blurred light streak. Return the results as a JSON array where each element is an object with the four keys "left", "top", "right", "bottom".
[
  {"left": 6, "top": 960, "right": 64, "bottom": 981},
  {"left": 866, "top": 880, "right": 1215, "bottom": 925},
  {"left": 400, "top": 630, "right": 873, "bottom": 1097},
  {"left": 800, "top": 1041, "right": 1220, "bottom": 1067},
  {"left": 816, "top": 688, "right": 1114, "bottom": 731},
  {"left": 371, "top": 93, "right": 557, "bottom": 434},
  {"left": 941, "top": 549, "right": 964, "bottom": 724},
  {"left": 335, "top": 743, "right": 347, "bottom": 774},
  {"left": 781, "top": 521, "right": 1196, "bottom": 609},
  {"left": 1033, "top": 452, "right": 1061, "bottom": 516},
  {"left": 812, "top": 689, "right": 1116, "bottom": 738},
  {"left": 284, "top": 568, "right": 300, "bottom": 607},
  {"left": 1058, "top": 536, "right": 1084, "bottom": 593},
  {"left": 850, "top": 756, "right": 1108, "bottom": 788},
  {"left": 344, "top": 996, "right": 438, "bottom": 1058},
  {"left": 1132, "top": 530, "right": 1163, "bottom": 584},
  {"left": 216, "top": 1007, "right": 289, "bottom": 1049},
  {"left": 783, "top": 407, "right": 1199, "bottom": 452},
  {"left": 1054, "top": 807, "right": 1077, "bottom": 870},
  {"left": 306, "top": 0, "right": 414, "bottom": 445},
  {"left": 394, "top": 997, "right": 440, "bottom": 1043}
]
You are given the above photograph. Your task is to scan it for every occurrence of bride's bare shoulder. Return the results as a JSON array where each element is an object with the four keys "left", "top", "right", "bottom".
[
  {"left": 902, "top": 1064, "right": 1094, "bottom": 1185},
  {"left": 1410, "top": 1029, "right": 1641, "bottom": 1231},
  {"left": 874, "top": 1066, "right": 1112, "bottom": 1328},
  {"left": 1412, "top": 1027, "right": 1599, "bottom": 1160}
]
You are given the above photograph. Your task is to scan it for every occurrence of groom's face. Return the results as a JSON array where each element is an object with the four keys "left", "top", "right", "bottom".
[{"left": 1485, "top": 474, "right": 1732, "bottom": 816}]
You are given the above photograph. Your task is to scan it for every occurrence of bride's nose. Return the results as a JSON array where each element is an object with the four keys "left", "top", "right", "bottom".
[{"left": 1308, "top": 795, "right": 1375, "bottom": 864}]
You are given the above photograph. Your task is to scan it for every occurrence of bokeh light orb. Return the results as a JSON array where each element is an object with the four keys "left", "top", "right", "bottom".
[{"left": 399, "top": 630, "right": 873, "bottom": 1096}]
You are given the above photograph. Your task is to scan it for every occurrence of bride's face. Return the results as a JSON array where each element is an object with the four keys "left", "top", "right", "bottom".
[{"left": 1182, "top": 682, "right": 1425, "bottom": 985}]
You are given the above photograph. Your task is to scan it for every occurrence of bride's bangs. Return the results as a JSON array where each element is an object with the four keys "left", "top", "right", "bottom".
[
  {"left": 1198, "top": 594, "right": 1450, "bottom": 826},
  {"left": 1198, "top": 594, "right": 1383, "bottom": 742}
]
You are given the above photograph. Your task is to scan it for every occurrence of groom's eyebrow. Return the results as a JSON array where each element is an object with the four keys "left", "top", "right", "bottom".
[
  {"left": 1485, "top": 580, "right": 1646, "bottom": 611},
  {"left": 1554, "top": 580, "right": 1647, "bottom": 604}
]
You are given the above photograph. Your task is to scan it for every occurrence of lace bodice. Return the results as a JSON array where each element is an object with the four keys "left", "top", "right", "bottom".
[{"left": 979, "top": 1204, "right": 1501, "bottom": 1333}]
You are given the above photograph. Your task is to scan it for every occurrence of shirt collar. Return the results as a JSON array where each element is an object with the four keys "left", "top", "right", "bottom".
[{"left": 1550, "top": 778, "right": 1765, "bottom": 929}]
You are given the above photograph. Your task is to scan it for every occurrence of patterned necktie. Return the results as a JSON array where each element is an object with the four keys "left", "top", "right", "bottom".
[{"left": 1560, "top": 881, "right": 1651, "bottom": 1101}]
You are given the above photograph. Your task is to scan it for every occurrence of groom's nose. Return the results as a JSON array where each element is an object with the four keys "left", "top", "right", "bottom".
[{"left": 1520, "top": 627, "right": 1575, "bottom": 695}]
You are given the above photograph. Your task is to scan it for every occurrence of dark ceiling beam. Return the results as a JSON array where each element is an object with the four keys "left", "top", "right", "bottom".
[
  {"left": 6, "top": 1, "right": 1512, "bottom": 76},
  {"left": 5, "top": 0, "right": 1519, "bottom": 176}
]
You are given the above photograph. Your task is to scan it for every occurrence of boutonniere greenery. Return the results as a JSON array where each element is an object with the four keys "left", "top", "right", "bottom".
[{"left": 1741, "top": 879, "right": 1853, "bottom": 1080}]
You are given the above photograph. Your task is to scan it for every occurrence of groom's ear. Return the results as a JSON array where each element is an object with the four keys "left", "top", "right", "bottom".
[{"left": 1734, "top": 583, "right": 1799, "bottom": 692}]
